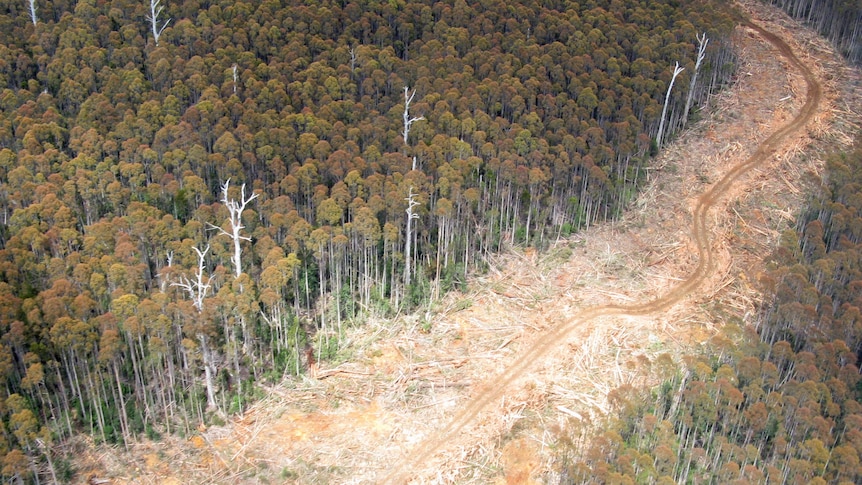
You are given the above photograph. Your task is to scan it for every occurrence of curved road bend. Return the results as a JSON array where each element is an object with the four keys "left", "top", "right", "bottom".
[{"left": 381, "top": 18, "right": 822, "bottom": 485}]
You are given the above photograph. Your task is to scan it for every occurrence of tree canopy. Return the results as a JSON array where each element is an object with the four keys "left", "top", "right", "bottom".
[
  {"left": 556, "top": 135, "right": 862, "bottom": 484},
  {"left": 0, "top": 0, "right": 741, "bottom": 481}
]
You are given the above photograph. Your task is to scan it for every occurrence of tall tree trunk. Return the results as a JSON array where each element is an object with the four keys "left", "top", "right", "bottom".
[
  {"left": 111, "top": 362, "right": 130, "bottom": 444},
  {"left": 657, "top": 61, "right": 685, "bottom": 148},
  {"left": 683, "top": 33, "right": 709, "bottom": 126},
  {"left": 198, "top": 334, "right": 218, "bottom": 410}
]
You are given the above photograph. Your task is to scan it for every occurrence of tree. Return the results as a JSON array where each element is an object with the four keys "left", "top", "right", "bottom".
[
  {"left": 402, "top": 86, "right": 425, "bottom": 145},
  {"left": 172, "top": 245, "right": 217, "bottom": 409},
  {"left": 173, "top": 245, "right": 211, "bottom": 312},
  {"left": 27, "top": 0, "right": 37, "bottom": 26},
  {"left": 404, "top": 187, "right": 420, "bottom": 288},
  {"left": 147, "top": 0, "right": 171, "bottom": 46},
  {"left": 656, "top": 61, "right": 684, "bottom": 148},
  {"left": 232, "top": 65, "right": 238, "bottom": 94},
  {"left": 209, "top": 179, "right": 259, "bottom": 280},
  {"left": 683, "top": 33, "right": 709, "bottom": 127}
]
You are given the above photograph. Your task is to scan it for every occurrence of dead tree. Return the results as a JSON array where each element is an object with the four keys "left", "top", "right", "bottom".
[
  {"left": 174, "top": 246, "right": 211, "bottom": 312},
  {"left": 27, "top": 0, "right": 37, "bottom": 25},
  {"left": 403, "top": 187, "right": 420, "bottom": 288},
  {"left": 209, "top": 179, "right": 259, "bottom": 279},
  {"left": 683, "top": 33, "right": 709, "bottom": 127},
  {"left": 656, "top": 61, "right": 685, "bottom": 149},
  {"left": 147, "top": 0, "right": 171, "bottom": 46},
  {"left": 172, "top": 245, "right": 218, "bottom": 410},
  {"left": 402, "top": 86, "right": 424, "bottom": 145}
]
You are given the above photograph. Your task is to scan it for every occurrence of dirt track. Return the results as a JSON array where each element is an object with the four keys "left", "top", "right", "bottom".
[
  {"left": 379, "top": 14, "right": 824, "bottom": 485},
  {"left": 86, "top": 2, "right": 856, "bottom": 483}
]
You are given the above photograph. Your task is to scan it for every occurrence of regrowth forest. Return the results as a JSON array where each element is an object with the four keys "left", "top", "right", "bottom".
[
  {"left": 0, "top": 0, "right": 740, "bottom": 480},
  {"left": 767, "top": 0, "right": 862, "bottom": 64},
  {"left": 555, "top": 138, "right": 862, "bottom": 483}
]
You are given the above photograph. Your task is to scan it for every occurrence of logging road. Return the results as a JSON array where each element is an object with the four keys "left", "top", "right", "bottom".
[{"left": 380, "top": 13, "right": 823, "bottom": 485}]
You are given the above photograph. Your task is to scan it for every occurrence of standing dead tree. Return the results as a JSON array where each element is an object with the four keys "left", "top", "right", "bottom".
[
  {"left": 172, "top": 245, "right": 218, "bottom": 410},
  {"left": 209, "top": 179, "right": 259, "bottom": 280},
  {"left": 209, "top": 180, "right": 258, "bottom": 356},
  {"left": 147, "top": 0, "right": 171, "bottom": 46},
  {"left": 656, "top": 61, "right": 685, "bottom": 149},
  {"left": 404, "top": 187, "right": 421, "bottom": 288},
  {"left": 683, "top": 33, "right": 709, "bottom": 127},
  {"left": 402, "top": 86, "right": 424, "bottom": 145},
  {"left": 174, "top": 245, "right": 211, "bottom": 312},
  {"left": 232, "top": 64, "right": 238, "bottom": 94},
  {"left": 27, "top": 0, "right": 37, "bottom": 25}
]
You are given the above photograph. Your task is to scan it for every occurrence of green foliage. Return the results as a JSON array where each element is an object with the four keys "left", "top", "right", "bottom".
[
  {"left": 54, "top": 457, "right": 75, "bottom": 483},
  {"left": 554, "top": 135, "right": 862, "bottom": 483},
  {"left": 0, "top": 0, "right": 742, "bottom": 478},
  {"left": 767, "top": 0, "right": 862, "bottom": 64}
]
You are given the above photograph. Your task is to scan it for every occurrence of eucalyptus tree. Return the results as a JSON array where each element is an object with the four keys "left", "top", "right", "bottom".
[
  {"left": 27, "top": 0, "right": 36, "bottom": 25},
  {"left": 657, "top": 62, "right": 685, "bottom": 148},
  {"left": 209, "top": 179, "right": 259, "bottom": 280},
  {"left": 683, "top": 33, "right": 709, "bottom": 126},
  {"left": 147, "top": 0, "right": 170, "bottom": 46},
  {"left": 172, "top": 245, "right": 218, "bottom": 410}
]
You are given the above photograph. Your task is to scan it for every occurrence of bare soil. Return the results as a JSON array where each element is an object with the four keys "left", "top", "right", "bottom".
[{"left": 78, "top": 1, "right": 862, "bottom": 484}]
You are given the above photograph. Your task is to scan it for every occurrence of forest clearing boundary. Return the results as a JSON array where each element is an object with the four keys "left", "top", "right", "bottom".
[{"left": 380, "top": 13, "right": 824, "bottom": 485}]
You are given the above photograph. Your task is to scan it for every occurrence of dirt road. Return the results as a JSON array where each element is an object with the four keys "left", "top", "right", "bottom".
[
  {"left": 91, "top": 2, "right": 859, "bottom": 483},
  {"left": 379, "top": 13, "right": 824, "bottom": 485}
]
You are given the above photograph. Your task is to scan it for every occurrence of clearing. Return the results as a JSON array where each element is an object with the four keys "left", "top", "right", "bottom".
[{"left": 80, "top": 1, "right": 862, "bottom": 483}]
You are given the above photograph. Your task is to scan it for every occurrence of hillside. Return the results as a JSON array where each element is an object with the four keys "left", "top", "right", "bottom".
[
  {"left": 0, "top": 0, "right": 748, "bottom": 481},
  {"left": 0, "top": 0, "right": 859, "bottom": 482},
  {"left": 65, "top": 0, "right": 862, "bottom": 483}
]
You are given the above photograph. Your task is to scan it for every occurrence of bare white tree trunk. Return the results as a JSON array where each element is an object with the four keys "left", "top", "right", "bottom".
[
  {"left": 656, "top": 61, "right": 685, "bottom": 149},
  {"left": 402, "top": 87, "right": 424, "bottom": 145},
  {"left": 147, "top": 0, "right": 171, "bottom": 46},
  {"left": 683, "top": 33, "right": 709, "bottom": 127},
  {"left": 172, "top": 245, "right": 218, "bottom": 410},
  {"left": 232, "top": 64, "right": 238, "bottom": 94},
  {"left": 173, "top": 245, "right": 212, "bottom": 311},
  {"left": 198, "top": 334, "right": 218, "bottom": 410},
  {"left": 27, "top": 0, "right": 37, "bottom": 25},
  {"left": 209, "top": 179, "right": 259, "bottom": 279},
  {"left": 403, "top": 187, "right": 420, "bottom": 288},
  {"left": 209, "top": 180, "right": 258, "bottom": 356},
  {"left": 35, "top": 439, "right": 57, "bottom": 485}
]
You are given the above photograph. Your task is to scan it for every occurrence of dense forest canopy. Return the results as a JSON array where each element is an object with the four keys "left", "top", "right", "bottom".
[{"left": 0, "top": 0, "right": 741, "bottom": 480}]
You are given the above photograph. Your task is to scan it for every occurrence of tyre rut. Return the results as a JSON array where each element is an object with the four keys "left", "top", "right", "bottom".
[{"left": 381, "top": 17, "right": 822, "bottom": 485}]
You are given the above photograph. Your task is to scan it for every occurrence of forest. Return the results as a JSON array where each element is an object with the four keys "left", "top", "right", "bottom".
[
  {"left": 556, "top": 135, "right": 862, "bottom": 483},
  {"left": 0, "top": 0, "right": 746, "bottom": 481},
  {"left": 767, "top": 0, "right": 862, "bottom": 64}
]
